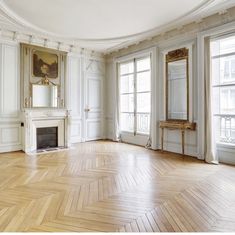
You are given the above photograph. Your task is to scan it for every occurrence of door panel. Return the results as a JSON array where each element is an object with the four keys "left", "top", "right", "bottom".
[
  {"left": 85, "top": 76, "right": 103, "bottom": 141},
  {"left": 88, "top": 79, "right": 101, "bottom": 110}
]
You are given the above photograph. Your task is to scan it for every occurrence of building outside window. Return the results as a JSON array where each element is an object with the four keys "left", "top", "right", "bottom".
[{"left": 211, "top": 35, "right": 235, "bottom": 145}]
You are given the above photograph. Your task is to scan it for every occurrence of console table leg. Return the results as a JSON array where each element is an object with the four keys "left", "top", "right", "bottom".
[
  {"left": 161, "top": 127, "right": 164, "bottom": 152},
  {"left": 182, "top": 130, "right": 185, "bottom": 156}
]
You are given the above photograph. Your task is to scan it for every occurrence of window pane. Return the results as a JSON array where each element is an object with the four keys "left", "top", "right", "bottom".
[
  {"left": 137, "top": 71, "right": 150, "bottom": 92},
  {"left": 220, "top": 88, "right": 229, "bottom": 114},
  {"left": 120, "top": 74, "right": 134, "bottom": 94},
  {"left": 211, "top": 58, "right": 220, "bottom": 86},
  {"left": 137, "top": 113, "right": 150, "bottom": 134},
  {"left": 224, "top": 60, "right": 230, "bottom": 79},
  {"left": 211, "top": 35, "right": 235, "bottom": 57},
  {"left": 137, "top": 57, "right": 150, "bottom": 72},
  {"left": 220, "top": 87, "right": 235, "bottom": 115},
  {"left": 137, "top": 92, "right": 150, "bottom": 113},
  {"left": 232, "top": 60, "right": 235, "bottom": 78},
  {"left": 120, "top": 113, "right": 134, "bottom": 132},
  {"left": 120, "top": 94, "right": 134, "bottom": 112},
  {"left": 212, "top": 55, "right": 235, "bottom": 85},
  {"left": 120, "top": 62, "right": 134, "bottom": 75}
]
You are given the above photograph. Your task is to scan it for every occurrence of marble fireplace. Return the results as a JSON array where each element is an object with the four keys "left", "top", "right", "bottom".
[{"left": 22, "top": 109, "right": 71, "bottom": 153}]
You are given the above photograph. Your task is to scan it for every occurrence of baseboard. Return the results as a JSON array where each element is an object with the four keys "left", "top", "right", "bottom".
[
  {"left": 70, "top": 136, "right": 82, "bottom": 144},
  {"left": 217, "top": 144, "right": 235, "bottom": 165},
  {"left": 0, "top": 144, "right": 22, "bottom": 153},
  {"left": 157, "top": 142, "right": 198, "bottom": 158}
]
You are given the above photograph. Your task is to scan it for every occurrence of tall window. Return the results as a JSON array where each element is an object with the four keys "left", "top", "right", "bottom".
[
  {"left": 211, "top": 35, "right": 235, "bottom": 145},
  {"left": 119, "top": 56, "right": 151, "bottom": 135}
]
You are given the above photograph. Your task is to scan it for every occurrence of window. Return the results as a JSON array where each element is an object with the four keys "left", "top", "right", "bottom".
[
  {"left": 119, "top": 56, "right": 151, "bottom": 135},
  {"left": 211, "top": 35, "right": 235, "bottom": 145}
]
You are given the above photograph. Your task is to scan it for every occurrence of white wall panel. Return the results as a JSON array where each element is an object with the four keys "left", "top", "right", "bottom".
[
  {"left": 87, "top": 121, "right": 102, "bottom": 140},
  {"left": 70, "top": 121, "right": 82, "bottom": 143},
  {"left": 69, "top": 57, "right": 82, "bottom": 117},
  {"left": 0, "top": 44, "right": 19, "bottom": 119},
  {"left": 0, "top": 124, "right": 21, "bottom": 152},
  {"left": 0, "top": 42, "right": 21, "bottom": 153},
  {"left": 68, "top": 55, "right": 83, "bottom": 143},
  {"left": 1, "top": 126, "right": 20, "bottom": 144},
  {"left": 87, "top": 79, "right": 101, "bottom": 110}
]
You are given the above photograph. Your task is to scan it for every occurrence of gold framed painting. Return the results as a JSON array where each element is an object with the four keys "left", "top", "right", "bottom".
[{"left": 32, "top": 50, "right": 58, "bottom": 79}]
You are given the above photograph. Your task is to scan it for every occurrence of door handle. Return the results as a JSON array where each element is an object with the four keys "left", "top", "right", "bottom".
[{"left": 84, "top": 108, "right": 90, "bottom": 112}]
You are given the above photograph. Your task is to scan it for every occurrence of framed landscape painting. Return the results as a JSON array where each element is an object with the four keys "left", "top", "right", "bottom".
[{"left": 33, "top": 50, "right": 58, "bottom": 78}]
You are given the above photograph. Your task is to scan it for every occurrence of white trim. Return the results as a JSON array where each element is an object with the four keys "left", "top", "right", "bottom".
[{"left": 115, "top": 49, "right": 153, "bottom": 63}]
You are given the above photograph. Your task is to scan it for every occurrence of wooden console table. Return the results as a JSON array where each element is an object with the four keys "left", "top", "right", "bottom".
[{"left": 159, "top": 121, "right": 196, "bottom": 155}]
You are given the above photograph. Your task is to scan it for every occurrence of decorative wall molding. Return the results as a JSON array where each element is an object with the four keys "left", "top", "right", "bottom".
[
  {"left": 106, "top": 4, "right": 235, "bottom": 57},
  {"left": 0, "top": 0, "right": 234, "bottom": 53}
]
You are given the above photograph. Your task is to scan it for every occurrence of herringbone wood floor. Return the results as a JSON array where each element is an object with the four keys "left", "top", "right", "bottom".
[{"left": 0, "top": 141, "right": 234, "bottom": 232}]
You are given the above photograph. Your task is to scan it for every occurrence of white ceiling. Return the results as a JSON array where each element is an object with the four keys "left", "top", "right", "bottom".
[
  {"left": 2, "top": 0, "right": 207, "bottom": 39},
  {"left": 0, "top": 0, "right": 234, "bottom": 52}
]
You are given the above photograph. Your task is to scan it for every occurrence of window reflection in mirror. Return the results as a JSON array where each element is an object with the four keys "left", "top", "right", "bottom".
[
  {"left": 32, "top": 84, "right": 58, "bottom": 108},
  {"left": 167, "top": 59, "right": 187, "bottom": 120}
]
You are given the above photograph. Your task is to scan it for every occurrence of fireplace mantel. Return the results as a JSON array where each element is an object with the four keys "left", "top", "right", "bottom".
[{"left": 21, "top": 109, "right": 71, "bottom": 153}]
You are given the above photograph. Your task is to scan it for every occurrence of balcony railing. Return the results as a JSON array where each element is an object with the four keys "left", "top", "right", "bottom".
[
  {"left": 137, "top": 113, "right": 150, "bottom": 134},
  {"left": 217, "top": 115, "right": 235, "bottom": 144},
  {"left": 120, "top": 112, "right": 150, "bottom": 134}
]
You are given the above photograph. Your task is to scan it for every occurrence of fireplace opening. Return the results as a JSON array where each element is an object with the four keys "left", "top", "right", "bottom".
[{"left": 37, "top": 127, "right": 58, "bottom": 150}]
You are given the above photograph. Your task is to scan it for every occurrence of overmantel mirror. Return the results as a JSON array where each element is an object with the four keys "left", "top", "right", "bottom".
[
  {"left": 31, "top": 76, "right": 59, "bottom": 108},
  {"left": 21, "top": 43, "right": 67, "bottom": 109},
  {"left": 166, "top": 47, "right": 189, "bottom": 122}
]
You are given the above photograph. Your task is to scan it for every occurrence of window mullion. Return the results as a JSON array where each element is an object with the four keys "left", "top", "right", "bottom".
[{"left": 134, "top": 58, "right": 137, "bottom": 136}]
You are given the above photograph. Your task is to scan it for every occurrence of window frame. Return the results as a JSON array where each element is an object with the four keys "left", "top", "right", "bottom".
[
  {"left": 211, "top": 35, "right": 235, "bottom": 146},
  {"left": 118, "top": 54, "right": 152, "bottom": 136}
]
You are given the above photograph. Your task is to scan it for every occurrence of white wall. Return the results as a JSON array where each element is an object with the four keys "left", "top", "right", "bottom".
[
  {"left": 105, "top": 38, "right": 199, "bottom": 157},
  {"left": 0, "top": 42, "right": 21, "bottom": 152}
]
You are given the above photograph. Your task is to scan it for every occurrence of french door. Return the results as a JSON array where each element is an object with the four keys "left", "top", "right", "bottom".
[{"left": 119, "top": 55, "right": 151, "bottom": 145}]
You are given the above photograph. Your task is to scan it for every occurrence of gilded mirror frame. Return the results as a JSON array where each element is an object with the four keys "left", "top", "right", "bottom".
[{"left": 165, "top": 47, "right": 189, "bottom": 122}]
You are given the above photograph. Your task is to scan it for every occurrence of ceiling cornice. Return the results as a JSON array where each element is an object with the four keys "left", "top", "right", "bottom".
[{"left": 0, "top": 0, "right": 234, "bottom": 53}]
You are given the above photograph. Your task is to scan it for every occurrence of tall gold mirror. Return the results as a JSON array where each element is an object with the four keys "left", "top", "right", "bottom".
[{"left": 166, "top": 48, "right": 189, "bottom": 121}]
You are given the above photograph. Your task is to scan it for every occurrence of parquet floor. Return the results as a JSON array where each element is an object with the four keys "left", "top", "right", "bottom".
[{"left": 0, "top": 141, "right": 235, "bottom": 232}]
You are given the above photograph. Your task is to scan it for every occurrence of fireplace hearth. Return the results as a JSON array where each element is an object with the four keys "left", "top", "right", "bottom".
[{"left": 37, "top": 127, "right": 58, "bottom": 150}]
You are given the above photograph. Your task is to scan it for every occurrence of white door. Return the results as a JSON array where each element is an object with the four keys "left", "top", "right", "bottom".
[{"left": 84, "top": 74, "right": 103, "bottom": 141}]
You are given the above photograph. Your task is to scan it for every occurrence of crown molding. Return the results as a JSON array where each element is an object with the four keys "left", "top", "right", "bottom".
[{"left": 0, "top": 0, "right": 234, "bottom": 53}]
